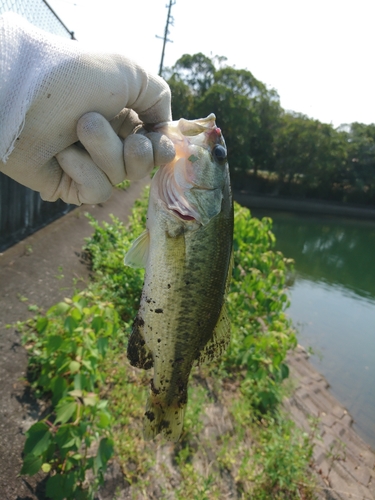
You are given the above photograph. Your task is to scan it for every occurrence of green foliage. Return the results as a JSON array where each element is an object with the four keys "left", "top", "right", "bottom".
[
  {"left": 223, "top": 203, "right": 297, "bottom": 413},
  {"left": 83, "top": 191, "right": 148, "bottom": 322},
  {"left": 218, "top": 410, "right": 317, "bottom": 499},
  {"left": 20, "top": 187, "right": 315, "bottom": 499},
  {"left": 20, "top": 293, "right": 118, "bottom": 499},
  {"left": 166, "top": 53, "right": 281, "bottom": 181},
  {"left": 251, "top": 417, "right": 316, "bottom": 499},
  {"left": 169, "top": 52, "right": 216, "bottom": 97},
  {"left": 273, "top": 112, "right": 348, "bottom": 192},
  {"left": 344, "top": 122, "right": 375, "bottom": 200},
  {"left": 167, "top": 52, "right": 375, "bottom": 205}
]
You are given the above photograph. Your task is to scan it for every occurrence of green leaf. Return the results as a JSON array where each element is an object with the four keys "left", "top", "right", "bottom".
[
  {"left": 48, "top": 301, "right": 70, "bottom": 316},
  {"left": 280, "top": 363, "right": 290, "bottom": 381},
  {"left": 69, "top": 360, "right": 80, "bottom": 373},
  {"left": 98, "top": 410, "right": 112, "bottom": 429},
  {"left": 24, "top": 422, "right": 50, "bottom": 456},
  {"left": 41, "top": 463, "right": 52, "bottom": 473},
  {"left": 64, "top": 316, "right": 78, "bottom": 334},
  {"left": 83, "top": 394, "right": 98, "bottom": 407},
  {"left": 47, "top": 335, "right": 63, "bottom": 353},
  {"left": 100, "top": 437, "right": 114, "bottom": 462},
  {"left": 51, "top": 377, "right": 68, "bottom": 406},
  {"left": 188, "top": 154, "right": 199, "bottom": 163},
  {"left": 97, "top": 337, "right": 108, "bottom": 356},
  {"left": 73, "top": 373, "right": 86, "bottom": 391},
  {"left": 91, "top": 316, "right": 104, "bottom": 333},
  {"left": 55, "top": 401, "right": 77, "bottom": 425},
  {"left": 46, "top": 475, "right": 65, "bottom": 500},
  {"left": 94, "top": 437, "right": 114, "bottom": 472},
  {"left": 20, "top": 454, "right": 43, "bottom": 476},
  {"left": 36, "top": 317, "right": 48, "bottom": 334},
  {"left": 81, "top": 359, "right": 93, "bottom": 371},
  {"left": 55, "top": 426, "right": 73, "bottom": 450},
  {"left": 69, "top": 389, "right": 83, "bottom": 398},
  {"left": 70, "top": 308, "right": 82, "bottom": 322}
]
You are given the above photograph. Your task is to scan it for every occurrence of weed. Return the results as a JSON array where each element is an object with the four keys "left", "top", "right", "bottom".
[
  {"left": 19, "top": 293, "right": 119, "bottom": 499},
  {"left": 19, "top": 188, "right": 316, "bottom": 499},
  {"left": 249, "top": 417, "right": 316, "bottom": 499},
  {"left": 55, "top": 265, "right": 64, "bottom": 280}
]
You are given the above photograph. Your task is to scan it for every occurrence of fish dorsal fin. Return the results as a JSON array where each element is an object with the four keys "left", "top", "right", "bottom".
[{"left": 124, "top": 230, "right": 150, "bottom": 268}]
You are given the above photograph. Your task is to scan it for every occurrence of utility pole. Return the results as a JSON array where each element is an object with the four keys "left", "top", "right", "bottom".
[{"left": 156, "top": 0, "right": 175, "bottom": 77}]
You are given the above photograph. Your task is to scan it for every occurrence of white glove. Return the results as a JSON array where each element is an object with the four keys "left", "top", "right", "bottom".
[{"left": 0, "top": 13, "right": 175, "bottom": 205}]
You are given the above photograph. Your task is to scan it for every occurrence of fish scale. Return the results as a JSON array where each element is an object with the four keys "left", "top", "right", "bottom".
[{"left": 125, "top": 114, "right": 233, "bottom": 441}]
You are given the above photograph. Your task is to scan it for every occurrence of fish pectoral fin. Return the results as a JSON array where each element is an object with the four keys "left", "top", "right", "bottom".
[
  {"left": 124, "top": 230, "right": 150, "bottom": 268},
  {"left": 127, "top": 317, "right": 153, "bottom": 370},
  {"left": 196, "top": 304, "right": 231, "bottom": 365}
]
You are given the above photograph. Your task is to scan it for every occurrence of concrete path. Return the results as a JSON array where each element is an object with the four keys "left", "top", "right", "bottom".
[{"left": 286, "top": 346, "right": 375, "bottom": 499}]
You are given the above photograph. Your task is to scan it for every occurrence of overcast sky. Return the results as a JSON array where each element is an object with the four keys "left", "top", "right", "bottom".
[{"left": 48, "top": 0, "right": 374, "bottom": 127}]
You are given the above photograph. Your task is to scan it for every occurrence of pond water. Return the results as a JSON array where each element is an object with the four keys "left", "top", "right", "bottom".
[{"left": 250, "top": 208, "right": 375, "bottom": 451}]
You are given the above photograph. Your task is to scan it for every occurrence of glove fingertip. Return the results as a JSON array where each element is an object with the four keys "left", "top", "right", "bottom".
[
  {"left": 124, "top": 134, "right": 154, "bottom": 180},
  {"left": 146, "top": 132, "right": 176, "bottom": 166}
]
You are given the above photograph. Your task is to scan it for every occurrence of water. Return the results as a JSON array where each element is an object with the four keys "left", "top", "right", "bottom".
[{"left": 251, "top": 208, "right": 375, "bottom": 450}]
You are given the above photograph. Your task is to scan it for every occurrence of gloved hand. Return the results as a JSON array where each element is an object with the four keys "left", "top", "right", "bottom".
[{"left": 0, "top": 13, "right": 175, "bottom": 205}]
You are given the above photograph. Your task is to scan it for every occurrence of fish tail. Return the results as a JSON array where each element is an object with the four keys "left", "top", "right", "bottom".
[{"left": 143, "top": 393, "right": 186, "bottom": 442}]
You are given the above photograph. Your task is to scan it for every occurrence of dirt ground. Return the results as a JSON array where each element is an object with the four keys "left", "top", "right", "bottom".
[{"left": 0, "top": 179, "right": 148, "bottom": 500}]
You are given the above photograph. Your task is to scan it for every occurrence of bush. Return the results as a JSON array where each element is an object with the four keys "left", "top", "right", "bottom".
[
  {"left": 19, "top": 188, "right": 312, "bottom": 499},
  {"left": 20, "top": 293, "right": 118, "bottom": 499}
]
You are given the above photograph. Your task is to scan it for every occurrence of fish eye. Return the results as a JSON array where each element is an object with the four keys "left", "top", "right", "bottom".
[{"left": 212, "top": 145, "right": 227, "bottom": 163}]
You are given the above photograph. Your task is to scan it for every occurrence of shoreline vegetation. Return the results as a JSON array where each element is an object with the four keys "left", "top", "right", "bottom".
[{"left": 17, "top": 186, "right": 319, "bottom": 499}]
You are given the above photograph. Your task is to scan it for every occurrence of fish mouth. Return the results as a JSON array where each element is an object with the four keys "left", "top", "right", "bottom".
[{"left": 172, "top": 210, "right": 196, "bottom": 221}]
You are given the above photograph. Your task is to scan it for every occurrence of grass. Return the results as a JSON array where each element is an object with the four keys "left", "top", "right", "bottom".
[{"left": 18, "top": 186, "right": 318, "bottom": 499}]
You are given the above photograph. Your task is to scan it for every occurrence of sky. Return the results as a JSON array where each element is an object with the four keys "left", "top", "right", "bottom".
[{"left": 48, "top": 0, "right": 375, "bottom": 128}]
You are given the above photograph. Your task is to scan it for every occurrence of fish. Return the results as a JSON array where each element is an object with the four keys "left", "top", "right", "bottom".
[{"left": 124, "top": 113, "right": 233, "bottom": 441}]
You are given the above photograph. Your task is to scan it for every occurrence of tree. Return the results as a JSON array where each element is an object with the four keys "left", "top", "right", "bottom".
[
  {"left": 346, "top": 123, "right": 375, "bottom": 195},
  {"left": 168, "top": 53, "right": 215, "bottom": 97},
  {"left": 273, "top": 112, "right": 348, "bottom": 196},
  {"left": 165, "top": 52, "right": 375, "bottom": 205},
  {"left": 167, "top": 76, "right": 194, "bottom": 119},
  {"left": 166, "top": 54, "right": 282, "bottom": 180}
]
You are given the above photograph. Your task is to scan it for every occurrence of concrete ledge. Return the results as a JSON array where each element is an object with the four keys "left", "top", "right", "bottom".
[
  {"left": 234, "top": 191, "right": 375, "bottom": 220},
  {"left": 285, "top": 346, "right": 375, "bottom": 499}
]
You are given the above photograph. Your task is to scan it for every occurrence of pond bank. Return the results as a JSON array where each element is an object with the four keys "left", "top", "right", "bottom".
[
  {"left": 234, "top": 191, "right": 375, "bottom": 220},
  {"left": 286, "top": 346, "right": 375, "bottom": 499},
  {"left": 1, "top": 181, "right": 373, "bottom": 498}
]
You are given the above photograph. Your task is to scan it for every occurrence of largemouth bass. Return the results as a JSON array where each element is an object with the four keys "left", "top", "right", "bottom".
[{"left": 124, "top": 114, "right": 233, "bottom": 441}]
